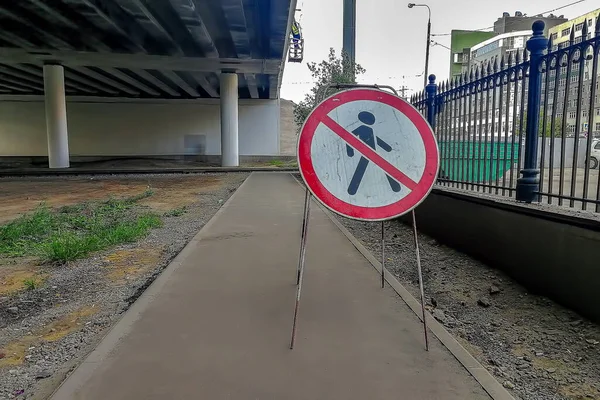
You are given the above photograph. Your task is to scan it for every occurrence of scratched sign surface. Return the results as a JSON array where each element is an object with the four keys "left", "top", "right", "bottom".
[{"left": 297, "top": 89, "right": 439, "bottom": 221}]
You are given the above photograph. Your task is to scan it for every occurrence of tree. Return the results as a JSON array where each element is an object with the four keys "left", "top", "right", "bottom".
[
  {"left": 293, "top": 48, "right": 366, "bottom": 130},
  {"left": 520, "top": 110, "right": 563, "bottom": 137}
]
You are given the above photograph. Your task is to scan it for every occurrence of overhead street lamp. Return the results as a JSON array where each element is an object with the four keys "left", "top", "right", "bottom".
[{"left": 408, "top": 3, "right": 431, "bottom": 88}]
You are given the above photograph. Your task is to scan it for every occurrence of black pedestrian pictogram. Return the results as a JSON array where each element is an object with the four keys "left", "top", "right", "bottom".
[{"left": 346, "top": 111, "right": 401, "bottom": 195}]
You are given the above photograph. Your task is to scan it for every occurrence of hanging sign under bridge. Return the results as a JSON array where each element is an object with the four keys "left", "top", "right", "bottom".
[{"left": 297, "top": 88, "right": 439, "bottom": 221}]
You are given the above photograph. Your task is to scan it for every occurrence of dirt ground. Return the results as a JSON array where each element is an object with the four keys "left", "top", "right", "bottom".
[
  {"left": 0, "top": 175, "right": 226, "bottom": 224},
  {"left": 0, "top": 173, "right": 248, "bottom": 399}
]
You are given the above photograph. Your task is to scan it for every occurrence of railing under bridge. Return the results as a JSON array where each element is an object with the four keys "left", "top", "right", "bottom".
[{"left": 413, "top": 17, "right": 600, "bottom": 212}]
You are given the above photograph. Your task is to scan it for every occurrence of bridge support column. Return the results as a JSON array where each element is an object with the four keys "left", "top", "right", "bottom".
[
  {"left": 220, "top": 72, "right": 239, "bottom": 167},
  {"left": 43, "top": 64, "right": 70, "bottom": 168}
]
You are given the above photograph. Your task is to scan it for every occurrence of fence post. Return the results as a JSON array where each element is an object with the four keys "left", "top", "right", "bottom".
[
  {"left": 425, "top": 74, "right": 437, "bottom": 130},
  {"left": 516, "top": 21, "right": 547, "bottom": 203}
]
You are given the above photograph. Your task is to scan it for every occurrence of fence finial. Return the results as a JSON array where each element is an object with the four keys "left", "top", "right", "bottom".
[
  {"left": 582, "top": 18, "right": 589, "bottom": 40},
  {"left": 508, "top": 50, "right": 514, "bottom": 67},
  {"left": 569, "top": 24, "right": 575, "bottom": 44},
  {"left": 547, "top": 35, "right": 553, "bottom": 52},
  {"left": 596, "top": 13, "right": 600, "bottom": 35}
]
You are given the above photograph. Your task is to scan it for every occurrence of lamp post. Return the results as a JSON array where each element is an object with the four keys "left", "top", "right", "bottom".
[{"left": 408, "top": 3, "right": 431, "bottom": 88}]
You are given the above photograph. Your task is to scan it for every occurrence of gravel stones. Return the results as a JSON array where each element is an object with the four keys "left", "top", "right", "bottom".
[
  {"left": 0, "top": 173, "right": 248, "bottom": 399},
  {"left": 338, "top": 214, "right": 600, "bottom": 400}
]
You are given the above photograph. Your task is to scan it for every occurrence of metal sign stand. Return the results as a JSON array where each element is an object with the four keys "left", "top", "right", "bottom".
[
  {"left": 290, "top": 190, "right": 311, "bottom": 349},
  {"left": 290, "top": 83, "right": 432, "bottom": 351},
  {"left": 412, "top": 210, "right": 429, "bottom": 351}
]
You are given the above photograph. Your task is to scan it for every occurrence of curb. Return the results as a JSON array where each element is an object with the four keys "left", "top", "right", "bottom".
[
  {"left": 291, "top": 175, "right": 515, "bottom": 400},
  {"left": 0, "top": 167, "right": 298, "bottom": 177}
]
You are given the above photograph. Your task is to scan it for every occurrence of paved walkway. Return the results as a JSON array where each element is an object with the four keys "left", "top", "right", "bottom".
[{"left": 51, "top": 172, "right": 490, "bottom": 400}]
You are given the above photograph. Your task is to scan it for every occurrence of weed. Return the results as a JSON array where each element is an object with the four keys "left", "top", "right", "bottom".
[
  {"left": 164, "top": 206, "right": 187, "bottom": 217},
  {"left": 23, "top": 278, "right": 39, "bottom": 290},
  {"left": 0, "top": 192, "right": 162, "bottom": 263},
  {"left": 268, "top": 160, "right": 286, "bottom": 167}
]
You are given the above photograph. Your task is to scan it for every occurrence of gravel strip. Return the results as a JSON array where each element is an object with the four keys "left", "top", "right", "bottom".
[
  {"left": 0, "top": 173, "right": 248, "bottom": 400},
  {"left": 340, "top": 217, "right": 600, "bottom": 400}
]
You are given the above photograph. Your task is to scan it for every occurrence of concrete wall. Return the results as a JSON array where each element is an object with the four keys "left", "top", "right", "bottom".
[
  {"left": 401, "top": 189, "right": 600, "bottom": 322},
  {"left": 0, "top": 99, "right": 280, "bottom": 157}
]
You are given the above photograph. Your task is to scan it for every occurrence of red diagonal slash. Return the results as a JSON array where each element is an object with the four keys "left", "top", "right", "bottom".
[{"left": 320, "top": 115, "right": 418, "bottom": 190}]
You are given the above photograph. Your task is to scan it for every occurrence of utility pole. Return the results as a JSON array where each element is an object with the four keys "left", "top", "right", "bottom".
[
  {"left": 398, "top": 85, "right": 409, "bottom": 99},
  {"left": 342, "top": 0, "right": 356, "bottom": 77}
]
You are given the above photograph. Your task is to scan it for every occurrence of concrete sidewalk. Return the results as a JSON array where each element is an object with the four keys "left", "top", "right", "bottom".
[{"left": 51, "top": 172, "right": 490, "bottom": 400}]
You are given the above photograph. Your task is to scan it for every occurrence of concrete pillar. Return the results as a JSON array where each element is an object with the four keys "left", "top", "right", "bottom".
[
  {"left": 43, "top": 64, "right": 70, "bottom": 168},
  {"left": 220, "top": 72, "right": 239, "bottom": 167}
]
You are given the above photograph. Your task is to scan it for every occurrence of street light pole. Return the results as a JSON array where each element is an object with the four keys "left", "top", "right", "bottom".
[{"left": 408, "top": 3, "right": 432, "bottom": 88}]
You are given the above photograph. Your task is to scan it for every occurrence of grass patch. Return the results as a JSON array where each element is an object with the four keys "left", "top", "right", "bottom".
[
  {"left": 268, "top": 159, "right": 286, "bottom": 167},
  {"left": 0, "top": 191, "right": 162, "bottom": 263},
  {"left": 164, "top": 206, "right": 187, "bottom": 217},
  {"left": 266, "top": 159, "right": 297, "bottom": 168},
  {"left": 23, "top": 277, "right": 39, "bottom": 290}
]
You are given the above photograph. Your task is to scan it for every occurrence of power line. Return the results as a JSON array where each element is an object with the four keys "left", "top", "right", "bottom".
[{"left": 431, "top": 0, "right": 589, "bottom": 37}]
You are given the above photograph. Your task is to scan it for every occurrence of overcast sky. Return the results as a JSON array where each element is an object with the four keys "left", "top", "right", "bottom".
[{"left": 280, "top": 0, "right": 595, "bottom": 102}]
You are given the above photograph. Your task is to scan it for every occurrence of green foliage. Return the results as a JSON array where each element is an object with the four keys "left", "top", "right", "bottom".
[
  {"left": 522, "top": 111, "right": 563, "bottom": 137},
  {"left": 268, "top": 159, "right": 286, "bottom": 167},
  {"left": 0, "top": 192, "right": 162, "bottom": 263},
  {"left": 164, "top": 206, "right": 187, "bottom": 217},
  {"left": 23, "top": 278, "right": 39, "bottom": 291},
  {"left": 293, "top": 48, "right": 366, "bottom": 130}
]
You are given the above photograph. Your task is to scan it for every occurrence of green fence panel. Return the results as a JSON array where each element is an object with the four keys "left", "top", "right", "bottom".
[{"left": 438, "top": 141, "right": 520, "bottom": 183}]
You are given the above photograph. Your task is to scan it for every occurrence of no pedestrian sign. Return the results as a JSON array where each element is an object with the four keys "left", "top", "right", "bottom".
[{"left": 297, "top": 88, "right": 439, "bottom": 221}]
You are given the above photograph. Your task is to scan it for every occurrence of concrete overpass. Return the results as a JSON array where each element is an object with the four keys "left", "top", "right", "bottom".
[{"left": 0, "top": 0, "right": 296, "bottom": 167}]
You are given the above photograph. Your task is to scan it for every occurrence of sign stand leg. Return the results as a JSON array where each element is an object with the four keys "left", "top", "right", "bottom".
[
  {"left": 412, "top": 210, "right": 429, "bottom": 351},
  {"left": 381, "top": 221, "right": 385, "bottom": 288},
  {"left": 290, "top": 190, "right": 312, "bottom": 349},
  {"left": 297, "top": 190, "right": 311, "bottom": 285}
]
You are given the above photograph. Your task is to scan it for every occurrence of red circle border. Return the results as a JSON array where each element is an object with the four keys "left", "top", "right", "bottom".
[{"left": 297, "top": 88, "right": 439, "bottom": 221}]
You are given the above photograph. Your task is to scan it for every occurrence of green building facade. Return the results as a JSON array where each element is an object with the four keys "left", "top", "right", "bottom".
[{"left": 450, "top": 30, "right": 496, "bottom": 78}]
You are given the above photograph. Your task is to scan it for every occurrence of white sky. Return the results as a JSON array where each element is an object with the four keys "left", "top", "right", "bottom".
[{"left": 280, "top": 0, "right": 595, "bottom": 102}]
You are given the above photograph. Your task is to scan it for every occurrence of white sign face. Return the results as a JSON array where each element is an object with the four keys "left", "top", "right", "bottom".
[
  {"left": 298, "top": 88, "right": 439, "bottom": 221},
  {"left": 311, "top": 99, "right": 426, "bottom": 208}
]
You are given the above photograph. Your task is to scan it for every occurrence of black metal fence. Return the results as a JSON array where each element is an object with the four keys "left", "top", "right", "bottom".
[{"left": 412, "top": 16, "right": 600, "bottom": 212}]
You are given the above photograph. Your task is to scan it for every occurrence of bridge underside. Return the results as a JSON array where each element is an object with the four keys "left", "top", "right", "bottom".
[{"left": 0, "top": 0, "right": 294, "bottom": 99}]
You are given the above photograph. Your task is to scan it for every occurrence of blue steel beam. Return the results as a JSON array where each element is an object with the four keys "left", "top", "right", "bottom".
[
  {"left": 78, "top": 0, "right": 170, "bottom": 55},
  {"left": 25, "top": 0, "right": 139, "bottom": 53},
  {"left": 132, "top": 1, "right": 203, "bottom": 57},
  {"left": 0, "top": 2, "right": 108, "bottom": 51},
  {"left": 191, "top": 0, "right": 237, "bottom": 58}
]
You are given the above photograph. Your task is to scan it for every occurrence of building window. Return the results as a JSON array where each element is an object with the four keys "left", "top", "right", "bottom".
[
  {"left": 589, "top": 19, "right": 594, "bottom": 27},
  {"left": 573, "top": 63, "right": 579, "bottom": 71},
  {"left": 596, "top": 109, "right": 600, "bottom": 116},
  {"left": 571, "top": 75, "right": 578, "bottom": 83},
  {"left": 596, "top": 122, "right": 600, "bottom": 132},
  {"left": 569, "top": 111, "right": 576, "bottom": 119},
  {"left": 560, "top": 78, "right": 566, "bottom": 87},
  {"left": 575, "top": 23, "right": 584, "bottom": 31},
  {"left": 562, "top": 28, "right": 571, "bottom": 36},
  {"left": 551, "top": 32, "right": 558, "bottom": 41},
  {"left": 583, "top": 110, "right": 588, "bottom": 118},
  {"left": 574, "top": 37, "right": 582, "bottom": 44}
]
